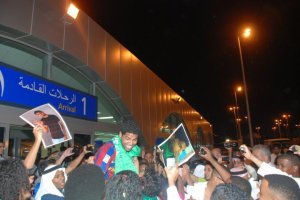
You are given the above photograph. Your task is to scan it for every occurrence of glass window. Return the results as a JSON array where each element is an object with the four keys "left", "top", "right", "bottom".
[
  {"left": 52, "top": 59, "right": 91, "bottom": 93},
  {"left": 160, "top": 113, "right": 185, "bottom": 134},
  {"left": 0, "top": 37, "right": 44, "bottom": 75},
  {"left": 95, "top": 87, "right": 121, "bottom": 124}
]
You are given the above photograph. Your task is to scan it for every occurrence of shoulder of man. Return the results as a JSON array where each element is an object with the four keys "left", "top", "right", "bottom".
[{"left": 94, "top": 142, "right": 116, "bottom": 166}]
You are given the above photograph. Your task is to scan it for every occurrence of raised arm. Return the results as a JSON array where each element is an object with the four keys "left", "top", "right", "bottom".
[
  {"left": 65, "top": 146, "right": 89, "bottom": 174},
  {"left": 239, "top": 144, "right": 263, "bottom": 167},
  {"left": 200, "top": 147, "right": 231, "bottom": 183},
  {"left": 55, "top": 147, "right": 74, "bottom": 166},
  {"left": 23, "top": 125, "right": 43, "bottom": 169}
]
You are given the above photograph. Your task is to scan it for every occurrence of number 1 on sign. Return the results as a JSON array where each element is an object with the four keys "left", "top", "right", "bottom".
[{"left": 81, "top": 97, "right": 86, "bottom": 115}]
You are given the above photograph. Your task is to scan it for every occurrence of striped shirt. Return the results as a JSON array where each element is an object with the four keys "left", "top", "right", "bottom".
[{"left": 94, "top": 141, "right": 116, "bottom": 180}]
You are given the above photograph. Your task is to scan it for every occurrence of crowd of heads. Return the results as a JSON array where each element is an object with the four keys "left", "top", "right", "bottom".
[{"left": 1, "top": 118, "right": 300, "bottom": 200}]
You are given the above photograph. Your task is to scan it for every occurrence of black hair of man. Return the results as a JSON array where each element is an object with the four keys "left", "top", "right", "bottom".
[
  {"left": 105, "top": 170, "right": 142, "bottom": 200},
  {"left": 34, "top": 110, "right": 43, "bottom": 114},
  {"left": 230, "top": 176, "right": 252, "bottom": 198},
  {"left": 0, "top": 158, "right": 30, "bottom": 200},
  {"left": 264, "top": 174, "right": 300, "bottom": 200},
  {"left": 210, "top": 183, "right": 249, "bottom": 200},
  {"left": 142, "top": 166, "right": 163, "bottom": 197},
  {"left": 64, "top": 164, "right": 105, "bottom": 200},
  {"left": 120, "top": 119, "right": 141, "bottom": 135}
]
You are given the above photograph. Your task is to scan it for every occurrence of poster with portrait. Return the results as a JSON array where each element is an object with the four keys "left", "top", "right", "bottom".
[
  {"left": 157, "top": 123, "right": 195, "bottom": 167},
  {"left": 20, "top": 103, "right": 72, "bottom": 148}
]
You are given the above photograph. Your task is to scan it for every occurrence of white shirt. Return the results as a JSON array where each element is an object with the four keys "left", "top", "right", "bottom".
[
  {"left": 258, "top": 162, "right": 300, "bottom": 187},
  {"left": 185, "top": 181, "right": 207, "bottom": 200},
  {"left": 167, "top": 185, "right": 182, "bottom": 200}
]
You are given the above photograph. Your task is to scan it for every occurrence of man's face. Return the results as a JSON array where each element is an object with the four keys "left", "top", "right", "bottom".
[
  {"left": 259, "top": 179, "right": 273, "bottom": 200},
  {"left": 276, "top": 158, "right": 294, "bottom": 176},
  {"left": 272, "top": 147, "right": 281, "bottom": 155},
  {"left": 120, "top": 132, "right": 138, "bottom": 151},
  {"left": 139, "top": 164, "right": 147, "bottom": 178},
  {"left": 204, "top": 164, "right": 213, "bottom": 181},
  {"left": 52, "top": 170, "right": 65, "bottom": 190},
  {"left": 0, "top": 142, "right": 4, "bottom": 155},
  {"left": 144, "top": 153, "right": 153, "bottom": 164},
  {"left": 35, "top": 111, "right": 46, "bottom": 118},
  {"left": 211, "top": 148, "right": 222, "bottom": 159}
]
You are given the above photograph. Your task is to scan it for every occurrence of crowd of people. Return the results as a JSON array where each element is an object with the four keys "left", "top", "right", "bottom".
[{"left": 1, "top": 119, "right": 300, "bottom": 200}]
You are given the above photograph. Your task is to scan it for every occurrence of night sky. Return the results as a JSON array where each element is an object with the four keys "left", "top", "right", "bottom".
[{"left": 75, "top": 0, "right": 300, "bottom": 142}]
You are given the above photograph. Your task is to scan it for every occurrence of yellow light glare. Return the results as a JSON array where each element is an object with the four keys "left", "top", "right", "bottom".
[
  {"left": 243, "top": 28, "right": 251, "bottom": 38},
  {"left": 67, "top": 3, "right": 79, "bottom": 20},
  {"left": 236, "top": 86, "right": 242, "bottom": 92}
]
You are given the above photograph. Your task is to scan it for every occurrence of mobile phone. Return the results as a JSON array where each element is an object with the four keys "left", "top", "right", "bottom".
[
  {"left": 290, "top": 146, "right": 297, "bottom": 152},
  {"left": 239, "top": 147, "right": 246, "bottom": 154},
  {"left": 199, "top": 148, "right": 206, "bottom": 155}
]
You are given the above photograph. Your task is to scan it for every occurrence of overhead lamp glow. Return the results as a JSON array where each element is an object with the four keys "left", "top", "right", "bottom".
[
  {"left": 67, "top": 3, "right": 79, "bottom": 20},
  {"left": 98, "top": 116, "right": 114, "bottom": 119},
  {"left": 243, "top": 28, "right": 251, "bottom": 38}
]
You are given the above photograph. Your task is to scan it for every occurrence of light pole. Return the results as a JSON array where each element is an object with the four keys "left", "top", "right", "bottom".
[
  {"left": 275, "top": 119, "right": 282, "bottom": 138},
  {"left": 282, "top": 114, "right": 291, "bottom": 138},
  {"left": 237, "top": 28, "right": 254, "bottom": 146},
  {"left": 234, "top": 86, "right": 243, "bottom": 144},
  {"left": 229, "top": 106, "right": 239, "bottom": 140}
]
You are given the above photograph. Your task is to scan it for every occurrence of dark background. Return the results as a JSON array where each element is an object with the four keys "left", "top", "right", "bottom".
[{"left": 74, "top": 0, "right": 300, "bottom": 143}]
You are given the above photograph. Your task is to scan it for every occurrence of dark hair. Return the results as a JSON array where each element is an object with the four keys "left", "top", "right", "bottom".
[
  {"left": 120, "top": 119, "right": 141, "bottom": 135},
  {"left": 211, "top": 183, "right": 249, "bottom": 200},
  {"left": 34, "top": 110, "right": 43, "bottom": 114},
  {"left": 230, "top": 176, "right": 251, "bottom": 198},
  {"left": 264, "top": 174, "right": 300, "bottom": 200},
  {"left": 142, "top": 166, "right": 162, "bottom": 197},
  {"left": 105, "top": 170, "right": 142, "bottom": 200},
  {"left": 65, "top": 164, "right": 105, "bottom": 200},
  {"left": 0, "top": 158, "right": 30, "bottom": 200}
]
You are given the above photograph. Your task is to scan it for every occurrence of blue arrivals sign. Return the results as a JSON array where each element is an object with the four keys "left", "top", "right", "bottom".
[{"left": 0, "top": 64, "right": 97, "bottom": 121}]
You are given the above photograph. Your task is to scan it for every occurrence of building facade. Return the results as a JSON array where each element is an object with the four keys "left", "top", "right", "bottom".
[{"left": 0, "top": 0, "right": 213, "bottom": 157}]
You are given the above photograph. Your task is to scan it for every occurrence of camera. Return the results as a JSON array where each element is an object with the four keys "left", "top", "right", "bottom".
[
  {"left": 239, "top": 147, "right": 246, "bottom": 154},
  {"left": 290, "top": 145, "right": 297, "bottom": 152},
  {"left": 86, "top": 144, "right": 94, "bottom": 152},
  {"left": 72, "top": 145, "right": 81, "bottom": 155},
  {"left": 224, "top": 142, "right": 237, "bottom": 149},
  {"left": 199, "top": 148, "right": 206, "bottom": 155}
]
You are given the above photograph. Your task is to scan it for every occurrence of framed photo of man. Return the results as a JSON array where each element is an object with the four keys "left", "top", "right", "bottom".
[{"left": 20, "top": 103, "right": 72, "bottom": 148}]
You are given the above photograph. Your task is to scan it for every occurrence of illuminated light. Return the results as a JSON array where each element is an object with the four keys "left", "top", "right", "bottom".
[
  {"left": 243, "top": 28, "right": 251, "bottom": 38},
  {"left": 67, "top": 3, "right": 79, "bottom": 19},
  {"left": 98, "top": 116, "right": 114, "bottom": 119},
  {"left": 225, "top": 139, "right": 230, "bottom": 142},
  {"left": 236, "top": 86, "right": 242, "bottom": 92}
]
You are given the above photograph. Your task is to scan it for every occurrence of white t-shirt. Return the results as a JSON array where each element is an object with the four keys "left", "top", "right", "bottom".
[{"left": 185, "top": 181, "right": 207, "bottom": 200}]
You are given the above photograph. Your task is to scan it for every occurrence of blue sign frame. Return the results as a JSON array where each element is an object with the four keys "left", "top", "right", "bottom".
[{"left": 0, "top": 63, "right": 97, "bottom": 121}]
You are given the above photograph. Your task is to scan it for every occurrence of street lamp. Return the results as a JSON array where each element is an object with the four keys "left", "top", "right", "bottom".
[
  {"left": 237, "top": 27, "right": 254, "bottom": 146},
  {"left": 234, "top": 86, "right": 243, "bottom": 144}
]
